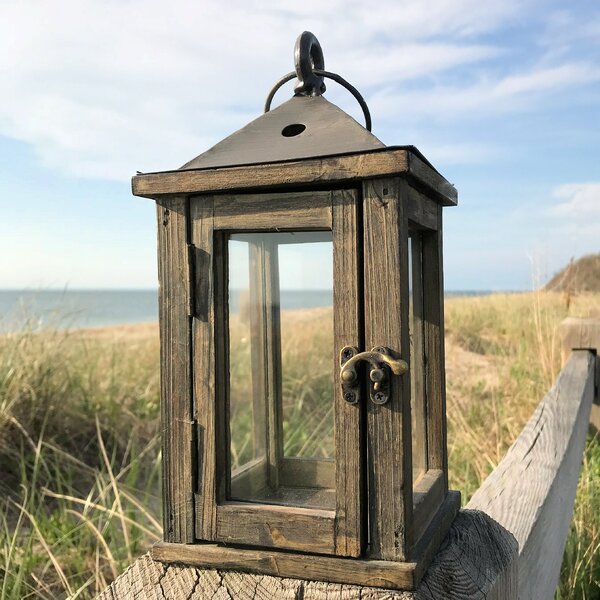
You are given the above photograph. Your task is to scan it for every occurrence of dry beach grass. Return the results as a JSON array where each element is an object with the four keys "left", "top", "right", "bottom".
[{"left": 0, "top": 292, "right": 598, "bottom": 598}]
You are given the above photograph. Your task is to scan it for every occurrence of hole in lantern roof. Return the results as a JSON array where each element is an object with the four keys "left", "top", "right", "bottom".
[{"left": 281, "top": 123, "right": 306, "bottom": 137}]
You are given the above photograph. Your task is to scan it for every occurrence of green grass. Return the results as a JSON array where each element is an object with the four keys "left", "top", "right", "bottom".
[
  {"left": 0, "top": 292, "right": 599, "bottom": 598},
  {"left": 0, "top": 326, "right": 162, "bottom": 598},
  {"left": 445, "top": 291, "right": 600, "bottom": 598},
  {"left": 556, "top": 437, "right": 600, "bottom": 599}
]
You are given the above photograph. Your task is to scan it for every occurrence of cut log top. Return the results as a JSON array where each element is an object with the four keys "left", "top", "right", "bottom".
[{"left": 96, "top": 510, "right": 516, "bottom": 600}]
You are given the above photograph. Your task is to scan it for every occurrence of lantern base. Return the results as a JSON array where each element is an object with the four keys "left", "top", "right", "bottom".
[{"left": 151, "top": 491, "right": 459, "bottom": 591}]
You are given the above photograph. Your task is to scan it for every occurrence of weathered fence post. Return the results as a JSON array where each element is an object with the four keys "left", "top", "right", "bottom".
[
  {"left": 561, "top": 316, "right": 600, "bottom": 431},
  {"left": 98, "top": 510, "right": 518, "bottom": 599},
  {"left": 468, "top": 350, "right": 596, "bottom": 599}
]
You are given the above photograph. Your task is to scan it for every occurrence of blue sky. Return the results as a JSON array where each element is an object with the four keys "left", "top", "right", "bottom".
[{"left": 0, "top": 0, "right": 598, "bottom": 291}]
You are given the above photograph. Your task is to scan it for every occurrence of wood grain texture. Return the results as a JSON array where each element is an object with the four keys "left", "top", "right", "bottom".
[
  {"left": 468, "top": 350, "right": 595, "bottom": 600},
  {"left": 363, "top": 178, "right": 412, "bottom": 560},
  {"left": 152, "top": 540, "right": 418, "bottom": 590},
  {"left": 149, "top": 492, "right": 458, "bottom": 593},
  {"left": 406, "top": 187, "right": 440, "bottom": 231},
  {"left": 190, "top": 197, "right": 217, "bottom": 540},
  {"left": 191, "top": 189, "right": 362, "bottom": 557},
  {"left": 560, "top": 317, "right": 600, "bottom": 431},
  {"left": 263, "top": 240, "right": 284, "bottom": 492},
  {"left": 243, "top": 241, "right": 270, "bottom": 495},
  {"left": 98, "top": 507, "right": 515, "bottom": 599},
  {"left": 411, "top": 470, "right": 444, "bottom": 546},
  {"left": 215, "top": 504, "right": 336, "bottom": 554},
  {"left": 332, "top": 188, "right": 363, "bottom": 557},
  {"left": 409, "top": 232, "right": 427, "bottom": 483},
  {"left": 132, "top": 148, "right": 457, "bottom": 207},
  {"left": 133, "top": 150, "right": 408, "bottom": 198},
  {"left": 212, "top": 190, "right": 333, "bottom": 230},
  {"left": 421, "top": 218, "right": 448, "bottom": 490},
  {"left": 560, "top": 317, "right": 600, "bottom": 362},
  {"left": 157, "top": 197, "right": 195, "bottom": 543},
  {"left": 407, "top": 153, "right": 457, "bottom": 207}
]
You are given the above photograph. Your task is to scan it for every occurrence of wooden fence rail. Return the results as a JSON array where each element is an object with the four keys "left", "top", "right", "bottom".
[
  {"left": 467, "top": 350, "right": 596, "bottom": 599},
  {"left": 98, "top": 350, "right": 596, "bottom": 600}
]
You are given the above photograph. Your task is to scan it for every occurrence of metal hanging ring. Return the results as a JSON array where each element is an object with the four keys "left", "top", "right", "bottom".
[
  {"left": 264, "top": 69, "right": 373, "bottom": 132},
  {"left": 294, "top": 31, "right": 326, "bottom": 96},
  {"left": 264, "top": 31, "right": 373, "bottom": 131}
]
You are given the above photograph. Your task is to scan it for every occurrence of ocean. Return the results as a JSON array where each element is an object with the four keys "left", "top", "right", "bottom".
[
  {"left": 0, "top": 290, "right": 159, "bottom": 333},
  {"left": 0, "top": 289, "right": 492, "bottom": 333}
]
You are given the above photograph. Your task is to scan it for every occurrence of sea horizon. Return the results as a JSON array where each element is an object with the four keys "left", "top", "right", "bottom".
[{"left": 0, "top": 288, "right": 506, "bottom": 333}]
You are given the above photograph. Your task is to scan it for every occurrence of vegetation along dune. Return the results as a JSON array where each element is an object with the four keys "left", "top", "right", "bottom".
[{"left": 0, "top": 283, "right": 599, "bottom": 597}]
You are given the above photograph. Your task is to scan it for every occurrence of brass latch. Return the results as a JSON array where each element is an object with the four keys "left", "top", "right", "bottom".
[{"left": 340, "top": 346, "right": 408, "bottom": 405}]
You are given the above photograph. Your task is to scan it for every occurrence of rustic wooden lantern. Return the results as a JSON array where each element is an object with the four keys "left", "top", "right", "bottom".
[{"left": 133, "top": 32, "right": 460, "bottom": 591}]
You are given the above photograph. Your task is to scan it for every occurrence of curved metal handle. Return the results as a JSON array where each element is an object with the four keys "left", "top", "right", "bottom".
[
  {"left": 340, "top": 346, "right": 408, "bottom": 405},
  {"left": 264, "top": 32, "right": 373, "bottom": 131},
  {"left": 341, "top": 349, "right": 408, "bottom": 382}
]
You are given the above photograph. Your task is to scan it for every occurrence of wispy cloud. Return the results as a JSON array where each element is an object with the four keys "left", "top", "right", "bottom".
[
  {"left": 371, "top": 62, "right": 600, "bottom": 121},
  {"left": 0, "top": 0, "right": 596, "bottom": 180},
  {"left": 549, "top": 183, "right": 600, "bottom": 219},
  {"left": 536, "top": 182, "right": 600, "bottom": 271},
  {"left": 0, "top": 0, "right": 525, "bottom": 180},
  {"left": 539, "top": 9, "right": 600, "bottom": 59}
]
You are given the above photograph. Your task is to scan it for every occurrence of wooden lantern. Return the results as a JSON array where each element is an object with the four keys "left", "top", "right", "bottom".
[{"left": 132, "top": 32, "right": 460, "bottom": 591}]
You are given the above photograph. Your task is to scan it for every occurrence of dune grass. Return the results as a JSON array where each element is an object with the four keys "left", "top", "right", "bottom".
[
  {"left": 0, "top": 292, "right": 598, "bottom": 598},
  {"left": 0, "top": 325, "right": 162, "bottom": 598},
  {"left": 444, "top": 291, "right": 600, "bottom": 598}
]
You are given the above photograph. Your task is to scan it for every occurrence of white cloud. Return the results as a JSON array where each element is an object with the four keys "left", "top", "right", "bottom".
[
  {"left": 535, "top": 183, "right": 600, "bottom": 274},
  {"left": 0, "top": 0, "right": 524, "bottom": 180},
  {"left": 370, "top": 62, "right": 600, "bottom": 122},
  {"left": 0, "top": 0, "right": 594, "bottom": 181},
  {"left": 549, "top": 183, "right": 600, "bottom": 219},
  {"left": 539, "top": 9, "right": 600, "bottom": 59}
]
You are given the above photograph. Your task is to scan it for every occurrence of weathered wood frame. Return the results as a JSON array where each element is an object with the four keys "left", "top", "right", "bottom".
[
  {"left": 143, "top": 148, "right": 459, "bottom": 590},
  {"left": 190, "top": 189, "right": 363, "bottom": 557},
  {"left": 363, "top": 179, "right": 455, "bottom": 563},
  {"left": 133, "top": 147, "right": 458, "bottom": 206},
  {"left": 409, "top": 229, "right": 427, "bottom": 485},
  {"left": 156, "top": 196, "right": 196, "bottom": 544},
  {"left": 106, "top": 150, "right": 600, "bottom": 598}
]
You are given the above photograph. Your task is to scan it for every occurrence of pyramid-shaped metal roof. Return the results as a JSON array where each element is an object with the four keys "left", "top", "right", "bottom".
[{"left": 180, "top": 95, "right": 385, "bottom": 171}]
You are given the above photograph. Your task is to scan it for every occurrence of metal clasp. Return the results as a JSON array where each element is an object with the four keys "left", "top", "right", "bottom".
[{"left": 340, "top": 346, "right": 408, "bottom": 405}]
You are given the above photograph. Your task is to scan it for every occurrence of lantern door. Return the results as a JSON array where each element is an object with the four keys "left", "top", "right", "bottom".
[{"left": 192, "top": 189, "right": 363, "bottom": 557}]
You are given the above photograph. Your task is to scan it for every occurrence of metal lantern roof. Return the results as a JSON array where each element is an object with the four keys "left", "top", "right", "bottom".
[
  {"left": 180, "top": 31, "right": 384, "bottom": 171},
  {"left": 132, "top": 31, "right": 457, "bottom": 209},
  {"left": 180, "top": 95, "right": 385, "bottom": 171}
]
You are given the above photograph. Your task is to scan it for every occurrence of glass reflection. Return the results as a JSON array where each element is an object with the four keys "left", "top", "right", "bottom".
[{"left": 228, "top": 232, "right": 335, "bottom": 509}]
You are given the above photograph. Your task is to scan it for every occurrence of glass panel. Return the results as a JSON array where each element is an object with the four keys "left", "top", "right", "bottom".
[
  {"left": 228, "top": 240, "right": 265, "bottom": 471},
  {"left": 228, "top": 232, "right": 335, "bottom": 510},
  {"left": 279, "top": 241, "right": 334, "bottom": 459},
  {"left": 409, "top": 232, "right": 428, "bottom": 485}
]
